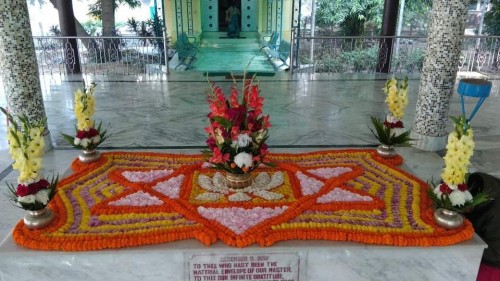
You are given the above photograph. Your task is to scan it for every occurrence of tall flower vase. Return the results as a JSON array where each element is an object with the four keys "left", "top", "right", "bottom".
[
  {"left": 376, "top": 144, "right": 397, "bottom": 158},
  {"left": 433, "top": 208, "right": 464, "bottom": 230},
  {"left": 225, "top": 172, "right": 253, "bottom": 189},
  {"left": 79, "top": 149, "right": 101, "bottom": 163},
  {"left": 24, "top": 207, "right": 54, "bottom": 230}
]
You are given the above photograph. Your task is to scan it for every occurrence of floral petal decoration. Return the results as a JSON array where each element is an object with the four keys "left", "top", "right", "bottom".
[{"left": 12, "top": 150, "right": 474, "bottom": 251}]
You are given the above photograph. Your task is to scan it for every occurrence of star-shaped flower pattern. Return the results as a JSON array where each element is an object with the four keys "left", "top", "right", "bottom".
[{"left": 12, "top": 150, "right": 474, "bottom": 251}]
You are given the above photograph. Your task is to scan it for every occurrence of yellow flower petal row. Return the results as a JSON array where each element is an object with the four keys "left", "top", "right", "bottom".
[
  {"left": 7, "top": 119, "right": 45, "bottom": 184},
  {"left": 74, "top": 83, "right": 96, "bottom": 131},
  {"left": 384, "top": 76, "right": 409, "bottom": 120},
  {"left": 441, "top": 124, "right": 475, "bottom": 185}
]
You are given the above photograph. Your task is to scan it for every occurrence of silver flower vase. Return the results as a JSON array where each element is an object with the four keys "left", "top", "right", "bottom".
[
  {"left": 376, "top": 144, "right": 397, "bottom": 158},
  {"left": 24, "top": 207, "right": 54, "bottom": 230},
  {"left": 433, "top": 208, "right": 464, "bottom": 230},
  {"left": 79, "top": 149, "right": 101, "bottom": 163}
]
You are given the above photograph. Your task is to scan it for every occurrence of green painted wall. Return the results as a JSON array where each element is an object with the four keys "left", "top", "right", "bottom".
[{"left": 164, "top": 0, "right": 293, "bottom": 40}]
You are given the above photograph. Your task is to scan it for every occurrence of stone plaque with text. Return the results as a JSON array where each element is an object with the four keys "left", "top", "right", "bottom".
[{"left": 186, "top": 252, "right": 301, "bottom": 281}]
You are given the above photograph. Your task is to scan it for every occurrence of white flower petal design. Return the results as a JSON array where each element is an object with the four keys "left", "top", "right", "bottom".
[
  {"left": 198, "top": 173, "right": 229, "bottom": 194},
  {"left": 196, "top": 192, "right": 225, "bottom": 202},
  {"left": 307, "top": 167, "right": 353, "bottom": 179},
  {"left": 316, "top": 187, "right": 373, "bottom": 203},
  {"left": 296, "top": 172, "right": 324, "bottom": 195},
  {"left": 109, "top": 191, "right": 163, "bottom": 206},
  {"left": 122, "top": 169, "right": 174, "bottom": 183},
  {"left": 152, "top": 175, "right": 185, "bottom": 199},
  {"left": 198, "top": 206, "right": 288, "bottom": 235},
  {"left": 228, "top": 192, "right": 252, "bottom": 202},
  {"left": 196, "top": 171, "right": 285, "bottom": 202},
  {"left": 252, "top": 190, "right": 284, "bottom": 201}
]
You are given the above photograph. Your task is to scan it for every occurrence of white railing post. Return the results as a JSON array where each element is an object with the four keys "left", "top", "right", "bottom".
[{"left": 163, "top": 29, "right": 170, "bottom": 75}]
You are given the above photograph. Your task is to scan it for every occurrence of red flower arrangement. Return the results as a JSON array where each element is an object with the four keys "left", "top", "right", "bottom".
[{"left": 204, "top": 76, "right": 271, "bottom": 174}]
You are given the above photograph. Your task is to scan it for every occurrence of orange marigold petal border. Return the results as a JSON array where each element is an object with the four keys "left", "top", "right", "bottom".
[{"left": 12, "top": 149, "right": 474, "bottom": 251}]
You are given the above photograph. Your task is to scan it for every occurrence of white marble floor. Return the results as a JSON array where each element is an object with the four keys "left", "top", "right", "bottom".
[{"left": 0, "top": 72, "right": 499, "bottom": 241}]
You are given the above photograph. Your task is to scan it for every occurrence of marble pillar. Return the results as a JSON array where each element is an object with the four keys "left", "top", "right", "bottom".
[
  {"left": 411, "top": 0, "right": 468, "bottom": 151},
  {"left": 0, "top": 0, "right": 52, "bottom": 149}
]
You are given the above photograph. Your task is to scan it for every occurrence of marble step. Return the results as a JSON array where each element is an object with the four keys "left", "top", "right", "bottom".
[{"left": 202, "top": 31, "right": 259, "bottom": 39}]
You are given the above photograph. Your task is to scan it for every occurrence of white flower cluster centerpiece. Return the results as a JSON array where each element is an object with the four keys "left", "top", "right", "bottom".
[
  {"left": 203, "top": 75, "right": 272, "bottom": 188},
  {"left": 1, "top": 107, "right": 57, "bottom": 214}
]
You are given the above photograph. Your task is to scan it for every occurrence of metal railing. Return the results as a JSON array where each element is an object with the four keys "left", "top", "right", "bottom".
[
  {"left": 290, "top": 34, "right": 500, "bottom": 75},
  {"left": 31, "top": 34, "right": 500, "bottom": 78},
  {"left": 33, "top": 34, "right": 170, "bottom": 78}
]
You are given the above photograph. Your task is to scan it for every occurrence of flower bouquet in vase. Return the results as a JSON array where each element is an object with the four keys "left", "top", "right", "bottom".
[
  {"left": 1, "top": 107, "right": 58, "bottom": 229},
  {"left": 203, "top": 75, "right": 271, "bottom": 189},
  {"left": 62, "top": 82, "right": 108, "bottom": 163},
  {"left": 429, "top": 115, "right": 489, "bottom": 229},
  {"left": 370, "top": 76, "right": 412, "bottom": 159}
]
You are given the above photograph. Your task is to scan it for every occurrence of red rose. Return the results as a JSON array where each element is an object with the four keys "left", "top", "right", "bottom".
[
  {"left": 38, "top": 179, "right": 50, "bottom": 189},
  {"left": 439, "top": 183, "right": 452, "bottom": 195},
  {"left": 228, "top": 107, "right": 246, "bottom": 126},
  {"left": 458, "top": 183, "right": 468, "bottom": 191},
  {"left": 28, "top": 182, "right": 42, "bottom": 195},
  {"left": 76, "top": 130, "right": 86, "bottom": 139},
  {"left": 16, "top": 184, "right": 30, "bottom": 197},
  {"left": 383, "top": 120, "right": 404, "bottom": 129},
  {"left": 259, "top": 143, "right": 268, "bottom": 156},
  {"left": 206, "top": 137, "right": 216, "bottom": 150},
  {"left": 88, "top": 128, "right": 99, "bottom": 137}
]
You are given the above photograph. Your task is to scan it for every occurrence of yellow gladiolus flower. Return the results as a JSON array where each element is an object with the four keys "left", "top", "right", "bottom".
[
  {"left": 441, "top": 115, "right": 475, "bottom": 186},
  {"left": 74, "top": 83, "right": 97, "bottom": 131},
  {"left": 29, "top": 127, "right": 44, "bottom": 140},
  {"left": 383, "top": 76, "right": 409, "bottom": 120},
  {"left": 27, "top": 138, "right": 45, "bottom": 157}
]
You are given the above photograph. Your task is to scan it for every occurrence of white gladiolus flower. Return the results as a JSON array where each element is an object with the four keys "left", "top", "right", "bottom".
[
  {"left": 18, "top": 194, "right": 36, "bottom": 204},
  {"left": 35, "top": 189, "right": 50, "bottom": 205},
  {"left": 74, "top": 138, "right": 81, "bottom": 146},
  {"left": 234, "top": 152, "right": 253, "bottom": 168},
  {"left": 255, "top": 129, "right": 266, "bottom": 143},
  {"left": 19, "top": 177, "right": 40, "bottom": 186},
  {"left": 215, "top": 128, "right": 225, "bottom": 145},
  {"left": 80, "top": 138, "right": 90, "bottom": 148},
  {"left": 92, "top": 135, "right": 101, "bottom": 144},
  {"left": 433, "top": 186, "right": 442, "bottom": 198},
  {"left": 391, "top": 128, "right": 405, "bottom": 137},
  {"left": 386, "top": 115, "right": 398, "bottom": 123},
  {"left": 236, "top": 133, "right": 252, "bottom": 148},
  {"left": 464, "top": 190, "right": 473, "bottom": 202},
  {"left": 449, "top": 190, "right": 467, "bottom": 206}
]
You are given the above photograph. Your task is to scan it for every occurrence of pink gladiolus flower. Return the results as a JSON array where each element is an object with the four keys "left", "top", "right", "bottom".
[
  {"left": 205, "top": 77, "right": 271, "bottom": 174},
  {"left": 261, "top": 115, "right": 271, "bottom": 129},
  {"left": 206, "top": 137, "right": 216, "bottom": 150},
  {"left": 228, "top": 107, "right": 246, "bottom": 126},
  {"left": 231, "top": 126, "right": 240, "bottom": 140},
  {"left": 230, "top": 85, "right": 240, "bottom": 108},
  {"left": 210, "top": 148, "right": 230, "bottom": 164},
  {"left": 248, "top": 86, "right": 264, "bottom": 115},
  {"left": 259, "top": 143, "right": 268, "bottom": 155}
]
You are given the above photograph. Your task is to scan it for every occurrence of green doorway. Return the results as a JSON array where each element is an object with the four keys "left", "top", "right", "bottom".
[{"left": 219, "top": 0, "right": 241, "bottom": 32}]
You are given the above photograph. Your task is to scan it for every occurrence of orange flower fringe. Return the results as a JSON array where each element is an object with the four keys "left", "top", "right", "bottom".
[{"left": 12, "top": 149, "right": 473, "bottom": 251}]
